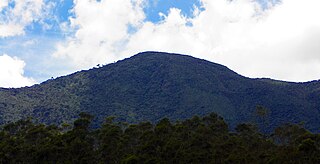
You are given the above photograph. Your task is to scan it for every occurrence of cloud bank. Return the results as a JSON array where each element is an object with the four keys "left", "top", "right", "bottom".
[
  {"left": 0, "top": 54, "right": 35, "bottom": 88},
  {"left": 53, "top": 0, "right": 320, "bottom": 82}
]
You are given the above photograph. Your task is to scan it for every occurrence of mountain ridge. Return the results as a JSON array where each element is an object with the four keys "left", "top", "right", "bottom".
[{"left": 0, "top": 51, "right": 319, "bottom": 133}]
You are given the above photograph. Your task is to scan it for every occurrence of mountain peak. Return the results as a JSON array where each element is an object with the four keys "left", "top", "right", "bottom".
[{"left": 0, "top": 52, "right": 320, "bottom": 133}]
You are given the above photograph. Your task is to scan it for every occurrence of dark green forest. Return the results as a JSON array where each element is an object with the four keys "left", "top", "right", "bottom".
[{"left": 1, "top": 112, "right": 319, "bottom": 163}]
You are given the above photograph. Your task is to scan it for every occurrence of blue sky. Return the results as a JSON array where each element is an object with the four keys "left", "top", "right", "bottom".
[{"left": 0, "top": 0, "right": 320, "bottom": 87}]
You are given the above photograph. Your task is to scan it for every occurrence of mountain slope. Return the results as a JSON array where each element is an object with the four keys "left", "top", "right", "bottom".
[{"left": 0, "top": 51, "right": 319, "bottom": 132}]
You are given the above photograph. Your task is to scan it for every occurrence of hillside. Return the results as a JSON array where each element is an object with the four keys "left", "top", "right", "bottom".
[{"left": 0, "top": 51, "right": 319, "bottom": 132}]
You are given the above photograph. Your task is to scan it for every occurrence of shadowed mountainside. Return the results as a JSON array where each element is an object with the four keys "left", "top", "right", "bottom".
[{"left": 0, "top": 51, "right": 319, "bottom": 133}]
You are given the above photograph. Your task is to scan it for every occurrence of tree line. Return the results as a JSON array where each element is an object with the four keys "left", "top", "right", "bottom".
[{"left": 0, "top": 112, "right": 319, "bottom": 163}]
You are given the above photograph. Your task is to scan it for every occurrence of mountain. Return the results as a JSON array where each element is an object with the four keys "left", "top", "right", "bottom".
[{"left": 0, "top": 51, "right": 320, "bottom": 133}]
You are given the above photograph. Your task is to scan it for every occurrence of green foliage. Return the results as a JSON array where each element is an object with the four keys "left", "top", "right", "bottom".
[{"left": 1, "top": 112, "right": 319, "bottom": 163}]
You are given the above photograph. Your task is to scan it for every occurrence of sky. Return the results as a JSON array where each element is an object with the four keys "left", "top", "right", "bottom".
[{"left": 0, "top": 0, "right": 320, "bottom": 88}]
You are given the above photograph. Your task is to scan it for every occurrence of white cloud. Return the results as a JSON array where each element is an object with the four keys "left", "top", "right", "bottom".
[
  {"left": 123, "top": 0, "right": 262, "bottom": 59},
  {"left": 0, "top": 0, "right": 8, "bottom": 10},
  {"left": 54, "top": 0, "right": 146, "bottom": 68},
  {"left": 53, "top": 0, "right": 320, "bottom": 82},
  {"left": 0, "top": 0, "right": 52, "bottom": 37},
  {"left": 0, "top": 23, "right": 25, "bottom": 37},
  {"left": 210, "top": 0, "right": 320, "bottom": 81},
  {"left": 0, "top": 54, "right": 36, "bottom": 88},
  {"left": 123, "top": 8, "right": 198, "bottom": 56}
]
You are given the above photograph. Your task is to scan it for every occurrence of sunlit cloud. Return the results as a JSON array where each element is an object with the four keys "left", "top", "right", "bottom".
[{"left": 0, "top": 54, "right": 36, "bottom": 88}]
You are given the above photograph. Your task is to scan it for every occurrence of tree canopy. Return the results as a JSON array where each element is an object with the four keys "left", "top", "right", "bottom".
[{"left": 0, "top": 112, "right": 319, "bottom": 163}]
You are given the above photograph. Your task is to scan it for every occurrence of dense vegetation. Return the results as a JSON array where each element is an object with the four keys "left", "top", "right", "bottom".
[
  {"left": 0, "top": 112, "right": 319, "bottom": 163},
  {"left": 0, "top": 52, "right": 320, "bottom": 133}
]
